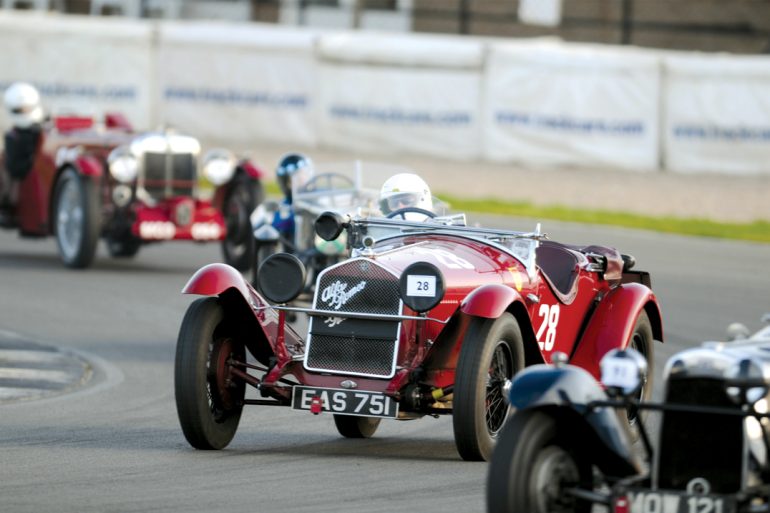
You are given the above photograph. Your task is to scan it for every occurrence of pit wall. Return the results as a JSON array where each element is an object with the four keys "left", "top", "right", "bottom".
[{"left": 1, "top": 11, "right": 768, "bottom": 175}]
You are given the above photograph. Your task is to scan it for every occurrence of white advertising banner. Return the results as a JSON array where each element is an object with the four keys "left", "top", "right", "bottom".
[
  {"left": 317, "top": 33, "right": 484, "bottom": 160},
  {"left": 0, "top": 12, "right": 153, "bottom": 131},
  {"left": 664, "top": 54, "right": 770, "bottom": 175},
  {"left": 157, "top": 21, "right": 319, "bottom": 148},
  {"left": 484, "top": 42, "right": 661, "bottom": 171}
]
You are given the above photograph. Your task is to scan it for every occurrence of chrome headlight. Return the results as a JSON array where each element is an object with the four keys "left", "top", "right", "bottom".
[
  {"left": 202, "top": 149, "right": 236, "bottom": 186},
  {"left": 726, "top": 358, "right": 767, "bottom": 405},
  {"left": 107, "top": 146, "right": 138, "bottom": 183},
  {"left": 600, "top": 348, "right": 648, "bottom": 397}
]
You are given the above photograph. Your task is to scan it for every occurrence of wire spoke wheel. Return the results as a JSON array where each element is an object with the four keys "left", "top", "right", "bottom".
[{"left": 454, "top": 312, "right": 524, "bottom": 461}]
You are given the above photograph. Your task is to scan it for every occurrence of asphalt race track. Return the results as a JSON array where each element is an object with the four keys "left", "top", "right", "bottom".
[{"left": 1, "top": 216, "right": 769, "bottom": 513}]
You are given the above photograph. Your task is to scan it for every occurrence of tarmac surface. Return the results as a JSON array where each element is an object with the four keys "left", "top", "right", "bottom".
[
  {"left": 238, "top": 143, "right": 770, "bottom": 223},
  {"left": 1, "top": 145, "right": 767, "bottom": 404}
]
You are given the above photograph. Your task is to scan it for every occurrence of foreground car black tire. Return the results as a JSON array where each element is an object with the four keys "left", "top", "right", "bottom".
[
  {"left": 333, "top": 415, "right": 381, "bottom": 438},
  {"left": 53, "top": 167, "right": 100, "bottom": 268},
  {"left": 486, "top": 410, "right": 593, "bottom": 513},
  {"left": 453, "top": 313, "right": 525, "bottom": 461},
  {"left": 175, "top": 297, "right": 245, "bottom": 450},
  {"left": 627, "top": 310, "right": 654, "bottom": 428},
  {"left": 222, "top": 176, "right": 264, "bottom": 271}
]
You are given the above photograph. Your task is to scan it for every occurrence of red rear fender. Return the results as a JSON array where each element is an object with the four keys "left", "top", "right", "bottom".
[
  {"left": 570, "top": 283, "right": 663, "bottom": 380},
  {"left": 460, "top": 284, "right": 524, "bottom": 319}
]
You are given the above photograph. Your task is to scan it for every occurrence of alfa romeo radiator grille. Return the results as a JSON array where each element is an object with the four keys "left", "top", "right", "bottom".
[{"left": 305, "top": 259, "right": 402, "bottom": 378}]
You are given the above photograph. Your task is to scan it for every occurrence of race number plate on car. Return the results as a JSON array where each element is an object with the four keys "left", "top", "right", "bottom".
[
  {"left": 619, "top": 490, "right": 736, "bottom": 513},
  {"left": 292, "top": 386, "right": 398, "bottom": 418}
]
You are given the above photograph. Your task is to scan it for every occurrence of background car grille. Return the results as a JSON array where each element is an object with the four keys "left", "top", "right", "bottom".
[
  {"left": 142, "top": 152, "right": 196, "bottom": 200},
  {"left": 656, "top": 377, "right": 743, "bottom": 493},
  {"left": 305, "top": 259, "right": 402, "bottom": 378}
]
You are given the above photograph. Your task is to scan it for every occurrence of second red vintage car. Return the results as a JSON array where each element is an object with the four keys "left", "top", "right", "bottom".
[
  {"left": 0, "top": 113, "right": 264, "bottom": 269},
  {"left": 174, "top": 210, "right": 663, "bottom": 461}
]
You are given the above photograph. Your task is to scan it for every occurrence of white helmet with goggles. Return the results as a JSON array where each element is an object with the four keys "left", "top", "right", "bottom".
[
  {"left": 4, "top": 82, "right": 44, "bottom": 129},
  {"left": 379, "top": 173, "right": 433, "bottom": 215}
]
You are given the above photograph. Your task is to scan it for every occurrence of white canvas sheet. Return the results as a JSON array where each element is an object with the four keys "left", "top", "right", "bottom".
[
  {"left": 664, "top": 54, "right": 770, "bottom": 175},
  {"left": 484, "top": 42, "right": 661, "bottom": 171},
  {"left": 157, "top": 21, "right": 319, "bottom": 147},
  {"left": 317, "top": 33, "right": 483, "bottom": 160},
  {"left": 0, "top": 12, "right": 153, "bottom": 131}
]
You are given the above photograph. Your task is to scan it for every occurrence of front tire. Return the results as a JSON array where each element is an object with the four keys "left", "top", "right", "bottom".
[
  {"left": 333, "top": 415, "right": 381, "bottom": 438},
  {"left": 453, "top": 312, "right": 525, "bottom": 461},
  {"left": 53, "top": 168, "right": 101, "bottom": 268},
  {"left": 222, "top": 176, "right": 264, "bottom": 271},
  {"left": 627, "top": 310, "right": 655, "bottom": 429},
  {"left": 106, "top": 236, "right": 141, "bottom": 258},
  {"left": 487, "top": 410, "right": 592, "bottom": 513},
  {"left": 175, "top": 297, "right": 245, "bottom": 450}
]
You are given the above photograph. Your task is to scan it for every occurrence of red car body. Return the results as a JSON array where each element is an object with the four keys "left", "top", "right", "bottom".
[
  {"left": 174, "top": 212, "right": 663, "bottom": 461},
  {"left": 1, "top": 113, "right": 264, "bottom": 268}
]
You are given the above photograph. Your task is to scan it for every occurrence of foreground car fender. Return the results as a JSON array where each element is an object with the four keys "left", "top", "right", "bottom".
[
  {"left": 182, "top": 262, "right": 302, "bottom": 366},
  {"left": 570, "top": 283, "right": 663, "bottom": 379},
  {"left": 460, "top": 284, "right": 524, "bottom": 319},
  {"left": 182, "top": 263, "right": 253, "bottom": 299},
  {"left": 507, "top": 364, "right": 640, "bottom": 477}
]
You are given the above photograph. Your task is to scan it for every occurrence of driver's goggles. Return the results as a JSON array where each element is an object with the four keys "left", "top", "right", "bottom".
[{"left": 384, "top": 192, "right": 421, "bottom": 211}]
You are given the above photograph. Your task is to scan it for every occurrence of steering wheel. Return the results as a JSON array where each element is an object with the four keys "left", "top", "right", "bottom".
[
  {"left": 299, "top": 173, "right": 355, "bottom": 194},
  {"left": 386, "top": 207, "right": 437, "bottom": 220}
]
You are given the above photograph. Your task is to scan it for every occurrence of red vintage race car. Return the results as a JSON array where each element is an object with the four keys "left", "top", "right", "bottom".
[
  {"left": 174, "top": 209, "right": 663, "bottom": 461},
  {"left": 0, "top": 113, "right": 264, "bottom": 268}
]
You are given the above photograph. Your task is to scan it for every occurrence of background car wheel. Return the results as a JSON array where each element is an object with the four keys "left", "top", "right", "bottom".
[
  {"left": 53, "top": 167, "right": 100, "bottom": 268},
  {"left": 222, "top": 175, "right": 264, "bottom": 271},
  {"left": 453, "top": 312, "right": 525, "bottom": 461},
  {"left": 106, "top": 236, "right": 141, "bottom": 259},
  {"left": 626, "top": 310, "right": 655, "bottom": 429},
  {"left": 486, "top": 410, "right": 592, "bottom": 513},
  {"left": 174, "top": 297, "right": 245, "bottom": 450},
  {"left": 333, "top": 415, "right": 381, "bottom": 438}
]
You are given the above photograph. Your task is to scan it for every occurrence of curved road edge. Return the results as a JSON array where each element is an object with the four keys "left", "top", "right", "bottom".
[{"left": 0, "top": 328, "right": 124, "bottom": 405}]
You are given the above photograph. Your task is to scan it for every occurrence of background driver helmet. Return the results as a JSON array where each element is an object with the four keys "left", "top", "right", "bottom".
[
  {"left": 379, "top": 173, "right": 433, "bottom": 214},
  {"left": 4, "top": 82, "right": 44, "bottom": 129},
  {"left": 276, "top": 152, "right": 312, "bottom": 202}
]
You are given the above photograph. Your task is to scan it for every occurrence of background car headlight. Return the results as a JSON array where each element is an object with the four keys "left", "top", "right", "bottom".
[
  {"left": 107, "top": 147, "right": 138, "bottom": 183},
  {"left": 202, "top": 149, "right": 236, "bottom": 186}
]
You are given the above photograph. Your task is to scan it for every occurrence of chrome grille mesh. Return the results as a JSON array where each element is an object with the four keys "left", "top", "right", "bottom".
[{"left": 305, "top": 259, "right": 402, "bottom": 377}]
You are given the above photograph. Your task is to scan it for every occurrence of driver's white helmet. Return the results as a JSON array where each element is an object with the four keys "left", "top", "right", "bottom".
[
  {"left": 379, "top": 173, "right": 433, "bottom": 215},
  {"left": 4, "top": 82, "right": 44, "bottom": 129}
]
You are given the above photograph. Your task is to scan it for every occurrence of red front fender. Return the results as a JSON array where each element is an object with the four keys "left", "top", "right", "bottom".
[
  {"left": 183, "top": 263, "right": 254, "bottom": 299},
  {"left": 460, "top": 283, "right": 524, "bottom": 319},
  {"left": 73, "top": 155, "right": 103, "bottom": 177},
  {"left": 570, "top": 283, "right": 663, "bottom": 380}
]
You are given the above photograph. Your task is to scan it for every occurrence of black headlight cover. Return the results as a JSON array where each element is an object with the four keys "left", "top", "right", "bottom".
[{"left": 398, "top": 261, "right": 445, "bottom": 313}]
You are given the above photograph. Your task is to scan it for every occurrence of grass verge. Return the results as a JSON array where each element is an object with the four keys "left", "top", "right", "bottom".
[
  {"left": 263, "top": 182, "right": 770, "bottom": 243},
  {"left": 442, "top": 195, "right": 770, "bottom": 244}
]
